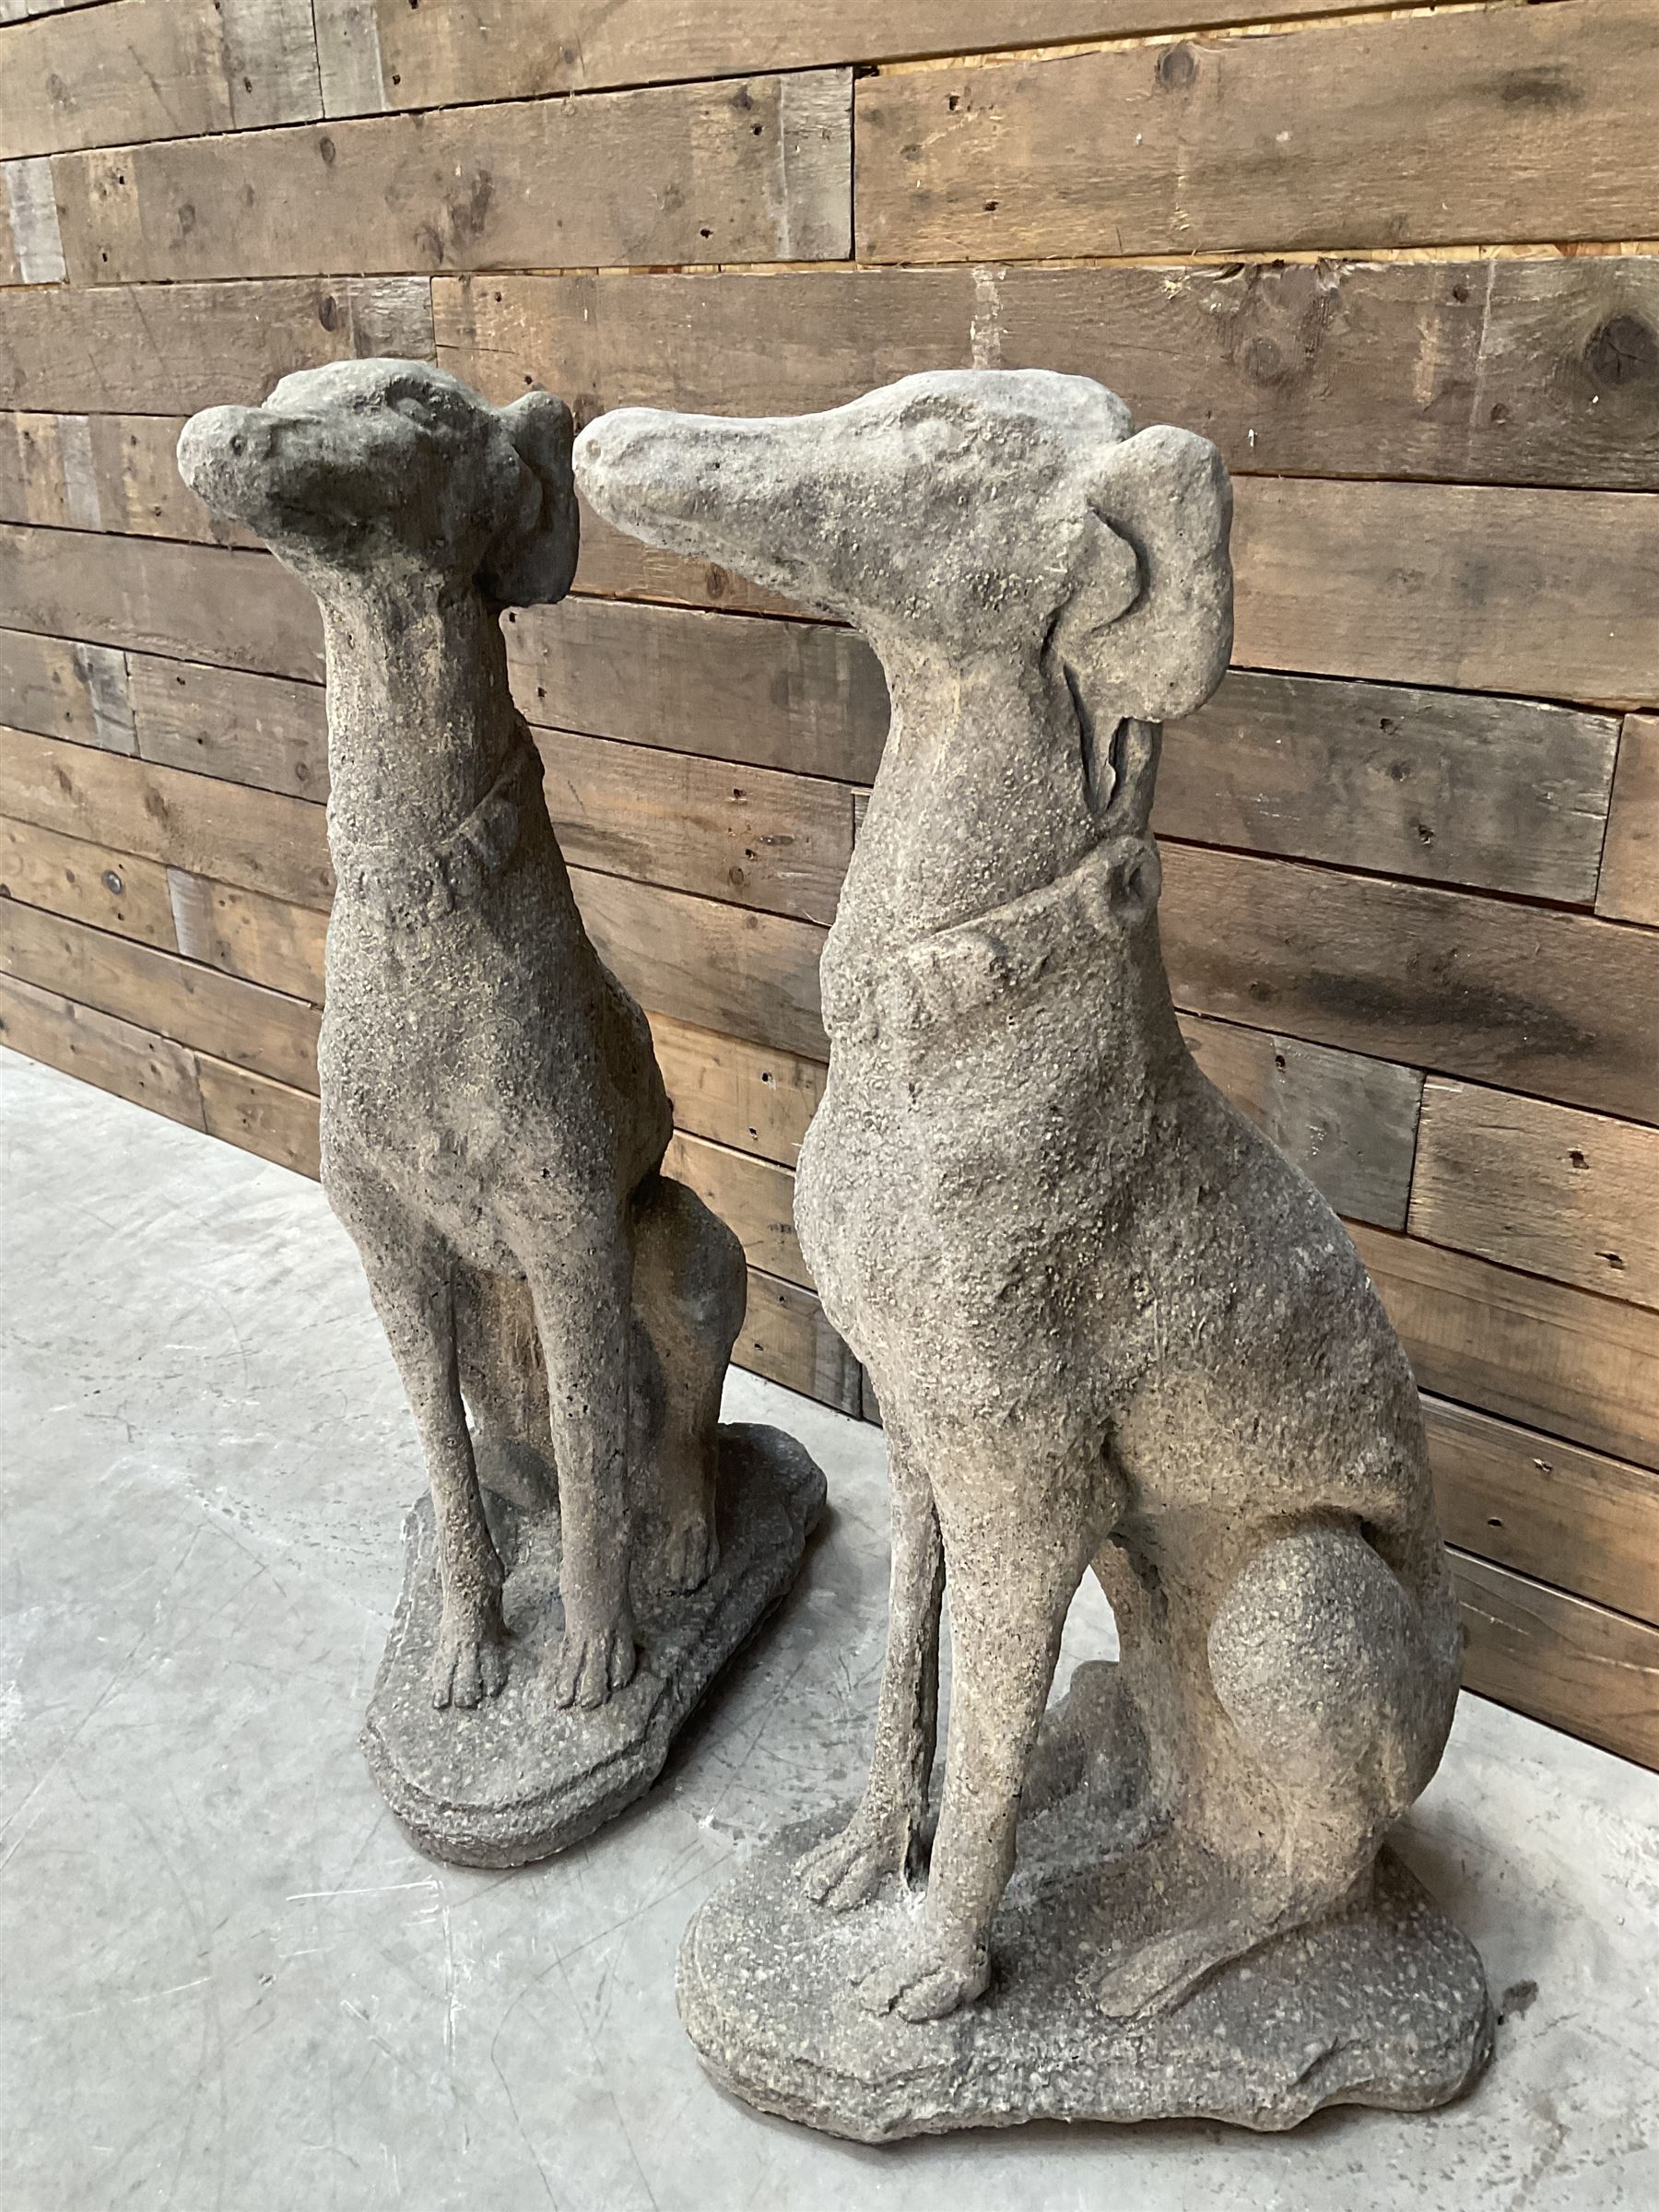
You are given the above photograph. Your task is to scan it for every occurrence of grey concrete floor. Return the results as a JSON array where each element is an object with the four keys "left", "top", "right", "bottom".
[{"left": 2, "top": 1048, "right": 1656, "bottom": 2211}]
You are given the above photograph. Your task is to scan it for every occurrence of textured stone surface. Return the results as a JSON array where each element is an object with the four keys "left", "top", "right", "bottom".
[
  {"left": 178, "top": 362, "right": 794, "bottom": 1851},
  {"left": 679, "top": 1670, "right": 1493, "bottom": 2142},
  {"left": 364, "top": 1424, "right": 826, "bottom": 1866},
  {"left": 580, "top": 370, "right": 1487, "bottom": 2120}
]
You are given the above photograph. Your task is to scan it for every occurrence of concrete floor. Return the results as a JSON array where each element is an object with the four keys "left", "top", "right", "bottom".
[{"left": 2, "top": 1049, "right": 1656, "bottom": 2211}]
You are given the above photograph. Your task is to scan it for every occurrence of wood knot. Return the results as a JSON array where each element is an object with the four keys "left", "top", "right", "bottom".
[{"left": 1584, "top": 314, "right": 1658, "bottom": 389}]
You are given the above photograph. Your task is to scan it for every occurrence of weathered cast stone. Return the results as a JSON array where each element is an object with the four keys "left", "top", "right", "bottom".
[
  {"left": 577, "top": 372, "right": 1492, "bottom": 2132},
  {"left": 177, "top": 361, "right": 824, "bottom": 1865}
]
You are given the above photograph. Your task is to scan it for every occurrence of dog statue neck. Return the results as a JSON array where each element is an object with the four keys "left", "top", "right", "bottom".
[
  {"left": 857, "top": 642, "right": 1122, "bottom": 942},
  {"left": 318, "top": 571, "right": 528, "bottom": 875}
]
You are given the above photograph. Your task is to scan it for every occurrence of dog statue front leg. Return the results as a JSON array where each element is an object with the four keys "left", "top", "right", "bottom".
[
  {"left": 798, "top": 1427, "right": 945, "bottom": 1912},
  {"left": 524, "top": 1225, "right": 639, "bottom": 1711},
  {"left": 347, "top": 1200, "right": 508, "bottom": 1710}
]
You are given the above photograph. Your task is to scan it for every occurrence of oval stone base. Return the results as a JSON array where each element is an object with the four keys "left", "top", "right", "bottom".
[
  {"left": 360, "top": 1422, "right": 826, "bottom": 1867},
  {"left": 677, "top": 1794, "right": 1493, "bottom": 2143}
]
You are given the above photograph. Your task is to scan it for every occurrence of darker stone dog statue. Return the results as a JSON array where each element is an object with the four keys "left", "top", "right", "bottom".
[
  {"left": 177, "top": 362, "right": 749, "bottom": 1731},
  {"left": 580, "top": 372, "right": 1488, "bottom": 2136}
]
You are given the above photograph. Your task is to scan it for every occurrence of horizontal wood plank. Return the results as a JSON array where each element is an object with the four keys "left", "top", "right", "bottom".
[
  {"left": 0, "top": 626, "right": 131, "bottom": 750},
  {"left": 328, "top": 0, "right": 1366, "bottom": 114},
  {"left": 0, "top": 899, "right": 319, "bottom": 1088},
  {"left": 733, "top": 1263, "right": 860, "bottom": 1416},
  {"left": 0, "top": 526, "right": 322, "bottom": 680},
  {"left": 438, "top": 257, "right": 1659, "bottom": 494},
  {"left": 0, "top": 276, "right": 434, "bottom": 416},
  {"left": 1352, "top": 1224, "right": 1659, "bottom": 1474},
  {"left": 1598, "top": 717, "right": 1659, "bottom": 928},
  {"left": 855, "top": 2, "right": 1659, "bottom": 263},
  {"left": 52, "top": 72, "right": 853, "bottom": 285},
  {"left": 1427, "top": 1395, "right": 1659, "bottom": 1630},
  {"left": 0, "top": 811, "right": 176, "bottom": 947},
  {"left": 127, "top": 653, "right": 328, "bottom": 800},
  {"left": 1163, "top": 670, "right": 1617, "bottom": 903},
  {"left": 1161, "top": 843, "right": 1659, "bottom": 1129},
  {"left": 1453, "top": 1550, "right": 1659, "bottom": 1771},
  {"left": 1411, "top": 1080, "right": 1659, "bottom": 1311},
  {"left": 0, "top": 0, "right": 318, "bottom": 161},
  {"left": 0, "top": 411, "right": 244, "bottom": 545},
  {"left": 647, "top": 1011, "right": 824, "bottom": 1169},
  {"left": 195, "top": 1052, "right": 321, "bottom": 1177},
  {"left": 167, "top": 869, "right": 329, "bottom": 1004},
  {"left": 0, "top": 724, "right": 333, "bottom": 907},
  {"left": 571, "top": 866, "right": 826, "bottom": 1061},
  {"left": 1181, "top": 1013, "right": 1420, "bottom": 1232},
  {"left": 535, "top": 725, "right": 854, "bottom": 927},
  {"left": 507, "top": 595, "right": 888, "bottom": 785},
  {"left": 1230, "top": 477, "right": 1659, "bottom": 708},
  {"left": 0, "top": 969, "right": 203, "bottom": 1127},
  {"left": 665, "top": 1129, "right": 806, "bottom": 1288}
]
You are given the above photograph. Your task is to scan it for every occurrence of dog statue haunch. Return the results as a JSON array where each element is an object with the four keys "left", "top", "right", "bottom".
[
  {"left": 178, "top": 362, "right": 824, "bottom": 1866},
  {"left": 580, "top": 373, "right": 1490, "bottom": 2136}
]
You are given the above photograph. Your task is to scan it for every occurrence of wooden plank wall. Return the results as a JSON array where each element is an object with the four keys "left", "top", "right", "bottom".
[{"left": 3, "top": 0, "right": 1657, "bottom": 1769}]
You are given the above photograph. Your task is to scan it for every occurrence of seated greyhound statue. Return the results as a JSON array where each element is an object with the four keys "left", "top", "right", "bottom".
[
  {"left": 177, "top": 361, "right": 823, "bottom": 1866},
  {"left": 577, "top": 372, "right": 1490, "bottom": 2136}
]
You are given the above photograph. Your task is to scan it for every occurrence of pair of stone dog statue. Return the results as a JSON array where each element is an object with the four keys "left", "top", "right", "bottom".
[{"left": 177, "top": 363, "right": 1492, "bottom": 2142}]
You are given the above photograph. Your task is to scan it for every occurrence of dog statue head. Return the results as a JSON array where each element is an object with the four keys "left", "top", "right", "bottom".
[
  {"left": 178, "top": 359, "right": 578, "bottom": 608},
  {"left": 573, "top": 369, "right": 1230, "bottom": 726}
]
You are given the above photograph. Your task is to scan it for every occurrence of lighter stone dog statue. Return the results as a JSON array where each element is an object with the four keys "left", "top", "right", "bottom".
[
  {"left": 579, "top": 372, "right": 1489, "bottom": 2135},
  {"left": 177, "top": 363, "right": 824, "bottom": 1866}
]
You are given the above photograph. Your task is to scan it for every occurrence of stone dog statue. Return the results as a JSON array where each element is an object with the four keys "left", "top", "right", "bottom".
[
  {"left": 579, "top": 373, "right": 1488, "bottom": 2128},
  {"left": 178, "top": 363, "right": 825, "bottom": 1865}
]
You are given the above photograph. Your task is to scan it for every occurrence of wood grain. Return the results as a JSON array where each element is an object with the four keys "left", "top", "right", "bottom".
[
  {"left": 0, "top": 276, "right": 434, "bottom": 416},
  {"left": 0, "top": 899, "right": 320, "bottom": 1088},
  {"left": 507, "top": 595, "right": 888, "bottom": 785},
  {"left": 0, "top": 811, "right": 175, "bottom": 947},
  {"left": 195, "top": 1052, "right": 321, "bottom": 1177},
  {"left": 1180, "top": 1013, "right": 1420, "bottom": 1232},
  {"left": 571, "top": 866, "right": 826, "bottom": 1061},
  {"left": 535, "top": 725, "right": 854, "bottom": 927},
  {"left": 127, "top": 653, "right": 329, "bottom": 801},
  {"left": 1160, "top": 843, "right": 1659, "bottom": 1129},
  {"left": 0, "top": 411, "right": 250, "bottom": 545},
  {"left": 855, "top": 2, "right": 1659, "bottom": 263},
  {"left": 438, "top": 256, "right": 1659, "bottom": 494},
  {"left": 0, "top": 626, "right": 131, "bottom": 750},
  {"left": 167, "top": 869, "right": 329, "bottom": 1004},
  {"left": 665, "top": 1129, "right": 806, "bottom": 1288},
  {"left": 1452, "top": 1550, "right": 1659, "bottom": 1771},
  {"left": 0, "top": 968, "right": 204, "bottom": 1128},
  {"left": 648, "top": 1012, "right": 824, "bottom": 1169},
  {"left": 735, "top": 1263, "right": 861, "bottom": 1417},
  {"left": 1427, "top": 1395, "right": 1659, "bottom": 1630},
  {"left": 1352, "top": 1224, "right": 1659, "bottom": 1474},
  {"left": 1164, "top": 670, "right": 1616, "bottom": 903},
  {"left": 1230, "top": 476, "right": 1659, "bottom": 708},
  {"left": 1410, "top": 1080, "right": 1659, "bottom": 1311},
  {"left": 328, "top": 0, "right": 1369, "bottom": 113},
  {"left": 1598, "top": 717, "right": 1659, "bottom": 928},
  {"left": 0, "top": 0, "right": 318, "bottom": 160},
  {"left": 53, "top": 72, "right": 853, "bottom": 285},
  {"left": 0, "top": 724, "right": 333, "bottom": 909},
  {"left": 0, "top": 525, "right": 322, "bottom": 680}
]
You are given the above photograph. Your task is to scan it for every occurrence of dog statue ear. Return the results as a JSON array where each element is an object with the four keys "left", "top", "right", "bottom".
[
  {"left": 1055, "top": 424, "right": 1232, "bottom": 725},
  {"left": 480, "top": 389, "right": 580, "bottom": 607}
]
